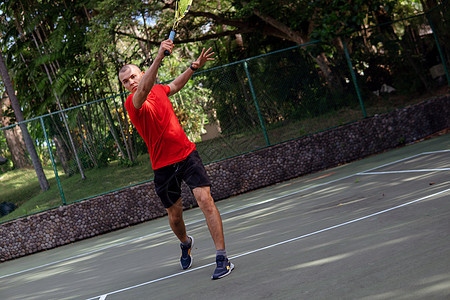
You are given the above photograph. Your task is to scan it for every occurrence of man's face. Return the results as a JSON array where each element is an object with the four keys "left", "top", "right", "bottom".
[{"left": 119, "top": 65, "right": 143, "bottom": 93}]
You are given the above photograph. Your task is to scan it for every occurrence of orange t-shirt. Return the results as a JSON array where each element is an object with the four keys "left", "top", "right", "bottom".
[{"left": 125, "top": 84, "right": 195, "bottom": 170}]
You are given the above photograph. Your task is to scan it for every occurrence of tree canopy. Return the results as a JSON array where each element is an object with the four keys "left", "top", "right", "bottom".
[{"left": 0, "top": 0, "right": 435, "bottom": 116}]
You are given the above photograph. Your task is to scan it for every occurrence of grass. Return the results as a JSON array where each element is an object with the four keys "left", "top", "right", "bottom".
[{"left": 1, "top": 87, "right": 447, "bottom": 223}]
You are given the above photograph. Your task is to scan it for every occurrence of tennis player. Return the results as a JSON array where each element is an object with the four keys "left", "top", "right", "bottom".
[{"left": 119, "top": 39, "right": 234, "bottom": 280}]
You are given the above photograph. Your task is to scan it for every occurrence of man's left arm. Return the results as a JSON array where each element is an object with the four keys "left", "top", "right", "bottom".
[{"left": 168, "top": 47, "right": 215, "bottom": 96}]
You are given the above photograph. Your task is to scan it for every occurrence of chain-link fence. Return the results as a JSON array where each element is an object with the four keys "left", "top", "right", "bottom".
[{"left": 1, "top": 4, "right": 449, "bottom": 223}]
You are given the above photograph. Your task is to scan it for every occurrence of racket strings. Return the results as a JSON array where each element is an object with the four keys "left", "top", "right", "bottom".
[
  {"left": 175, "top": 0, "right": 180, "bottom": 20},
  {"left": 172, "top": 0, "right": 181, "bottom": 31},
  {"left": 171, "top": 0, "right": 192, "bottom": 33}
]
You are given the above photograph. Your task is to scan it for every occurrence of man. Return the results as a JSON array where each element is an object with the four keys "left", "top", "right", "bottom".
[{"left": 119, "top": 39, "right": 234, "bottom": 280}]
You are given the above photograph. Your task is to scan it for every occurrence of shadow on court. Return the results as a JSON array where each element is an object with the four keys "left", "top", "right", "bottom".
[{"left": 0, "top": 133, "right": 449, "bottom": 300}]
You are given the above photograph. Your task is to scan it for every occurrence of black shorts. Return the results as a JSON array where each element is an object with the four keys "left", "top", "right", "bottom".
[{"left": 154, "top": 150, "right": 211, "bottom": 208}]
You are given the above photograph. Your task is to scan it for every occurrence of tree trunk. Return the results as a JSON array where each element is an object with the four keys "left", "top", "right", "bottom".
[
  {"left": 53, "top": 134, "right": 71, "bottom": 175},
  {"left": 0, "top": 52, "right": 50, "bottom": 191},
  {"left": 118, "top": 83, "right": 137, "bottom": 161},
  {"left": 311, "top": 52, "right": 345, "bottom": 94},
  {"left": 48, "top": 113, "right": 73, "bottom": 175},
  {"left": 101, "top": 65, "right": 129, "bottom": 160},
  {"left": 1, "top": 92, "right": 31, "bottom": 168}
]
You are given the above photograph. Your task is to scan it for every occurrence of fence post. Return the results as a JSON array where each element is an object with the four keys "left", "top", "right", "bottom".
[
  {"left": 40, "top": 117, "right": 66, "bottom": 205},
  {"left": 243, "top": 60, "right": 271, "bottom": 146},
  {"left": 343, "top": 41, "right": 367, "bottom": 118},
  {"left": 426, "top": 15, "right": 450, "bottom": 86}
]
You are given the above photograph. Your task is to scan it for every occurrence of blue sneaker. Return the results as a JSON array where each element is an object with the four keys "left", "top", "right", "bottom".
[
  {"left": 211, "top": 255, "right": 234, "bottom": 280},
  {"left": 180, "top": 236, "right": 194, "bottom": 270}
]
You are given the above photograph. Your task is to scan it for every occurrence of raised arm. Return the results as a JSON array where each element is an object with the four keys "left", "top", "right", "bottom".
[
  {"left": 168, "top": 47, "right": 215, "bottom": 96},
  {"left": 132, "top": 40, "right": 174, "bottom": 109}
]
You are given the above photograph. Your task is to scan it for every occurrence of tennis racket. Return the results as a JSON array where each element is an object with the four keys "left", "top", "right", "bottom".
[{"left": 164, "top": 0, "right": 193, "bottom": 56}]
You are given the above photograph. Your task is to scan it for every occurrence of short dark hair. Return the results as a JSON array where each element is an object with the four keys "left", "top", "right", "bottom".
[{"left": 119, "top": 64, "right": 140, "bottom": 75}]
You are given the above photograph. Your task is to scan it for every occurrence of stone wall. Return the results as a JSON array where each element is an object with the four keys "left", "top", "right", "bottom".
[{"left": 0, "top": 95, "right": 448, "bottom": 262}]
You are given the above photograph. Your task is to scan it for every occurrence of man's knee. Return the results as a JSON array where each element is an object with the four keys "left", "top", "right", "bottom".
[{"left": 194, "top": 187, "right": 218, "bottom": 214}]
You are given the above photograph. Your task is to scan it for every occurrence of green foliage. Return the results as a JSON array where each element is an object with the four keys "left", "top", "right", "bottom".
[
  {"left": 69, "top": 150, "right": 93, "bottom": 172},
  {"left": 118, "top": 157, "right": 138, "bottom": 168},
  {"left": 96, "top": 134, "right": 117, "bottom": 168},
  {"left": 309, "top": 0, "right": 397, "bottom": 40}
]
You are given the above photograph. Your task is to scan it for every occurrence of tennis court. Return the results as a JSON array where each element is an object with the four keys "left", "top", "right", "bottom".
[{"left": 0, "top": 133, "right": 449, "bottom": 300}]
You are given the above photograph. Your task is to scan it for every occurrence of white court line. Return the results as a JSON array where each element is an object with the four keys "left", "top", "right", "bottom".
[
  {"left": 1, "top": 149, "right": 448, "bottom": 280},
  {"left": 87, "top": 188, "right": 450, "bottom": 300},
  {"left": 359, "top": 168, "right": 450, "bottom": 175},
  {"left": 358, "top": 149, "right": 450, "bottom": 174}
]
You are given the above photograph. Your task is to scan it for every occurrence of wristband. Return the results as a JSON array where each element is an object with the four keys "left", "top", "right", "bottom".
[{"left": 190, "top": 63, "right": 198, "bottom": 71}]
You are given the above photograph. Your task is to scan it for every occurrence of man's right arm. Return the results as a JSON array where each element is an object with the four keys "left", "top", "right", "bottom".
[{"left": 132, "top": 40, "right": 173, "bottom": 109}]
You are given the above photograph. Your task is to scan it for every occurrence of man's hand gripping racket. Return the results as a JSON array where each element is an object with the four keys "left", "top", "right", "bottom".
[{"left": 164, "top": 0, "right": 193, "bottom": 56}]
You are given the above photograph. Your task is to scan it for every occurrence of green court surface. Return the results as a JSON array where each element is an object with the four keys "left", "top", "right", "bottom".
[{"left": 0, "top": 133, "right": 449, "bottom": 300}]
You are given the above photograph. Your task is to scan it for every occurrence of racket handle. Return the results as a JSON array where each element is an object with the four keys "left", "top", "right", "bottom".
[
  {"left": 164, "top": 30, "right": 176, "bottom": 56},
  {"left": 168, "top": 30, "right": 176, "bottom": 41}
]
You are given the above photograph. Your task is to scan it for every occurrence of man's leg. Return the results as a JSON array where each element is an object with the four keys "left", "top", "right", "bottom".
[
  {"left": 166, "top": 197, "right": 188, "bottom": 243},
  {"left": 192, "top": 186, "right": 225, "bottom": 249},
  {"left": 166, "top": 198, "right": 194, "bottom": 270},
  {"left": 193, "top": 186, "right": 234, "bottom": 279}
]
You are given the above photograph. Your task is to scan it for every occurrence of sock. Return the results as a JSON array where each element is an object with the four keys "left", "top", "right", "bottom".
[
  {"left": 216, "top": 249, "right": 227, "bottom": 258},
  {"left": 181, "top": 236, "right": 191, "bottom": 246}
]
